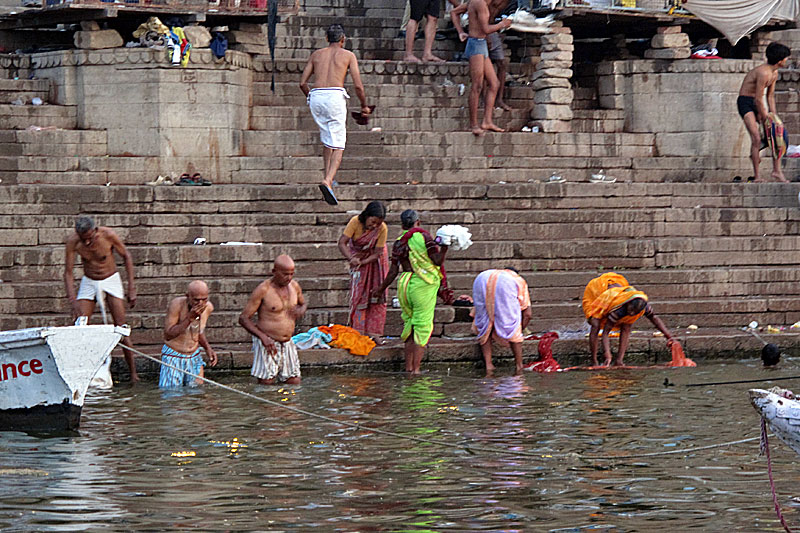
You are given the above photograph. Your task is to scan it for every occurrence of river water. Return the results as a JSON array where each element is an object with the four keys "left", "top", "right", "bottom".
[{"left": 1, "top": 360, "right": 798, "bottom": 531}]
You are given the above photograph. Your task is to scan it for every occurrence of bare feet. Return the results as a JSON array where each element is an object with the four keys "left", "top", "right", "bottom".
[
  {"left": 421, "top": 54, "right": 445, "bottom": 63},
  {"left": 404, "top": 54, "right": 422, "bottom": 63},
  {"left": 481, "top": 122, "right": 505, "bottom": 133},
  {"left": 497, "top": 102, "right": 512, "bottom": 111},
  {"left": 514, "top": 365, "right": 523, "bottom": 376},
  {"left": 772, "top": 172, "right": 790, "bottom": 183},
  {"left": 485, "top": 363, "right": 495, "bottom": 377},
  {"left": 471, "top": 126, "right": 485, "bottom": 137}
]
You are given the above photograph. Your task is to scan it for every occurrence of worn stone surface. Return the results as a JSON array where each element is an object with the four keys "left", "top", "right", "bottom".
[
  {"left": 540, "top": 50, "right": 573, "bottom": 62},
  {"left": 541, "top": 33, "right": 573, "bottom": 45},
  {"left": 541, "top": 43, "right": 574, "bottom": 53},
  {"left": 532, "top": 77, "right": 571, "bottom": 90},
  {"left": 657, "top": 25, "right": 683, "bottom": 34},
  {"left": 533, "top": 119, "right": 571, "bottom": 132},
  {"left": 73, "top": 30, "right": 123, "bottom": 50},
  {"left": 651, "top": 33, "right": 690, "bottom": 49},
  {"left": 534, "top": 88, "right": 574, "bottom": 105},
  {"left": 532, "top": 67, "right": 573, "bottom": 79},
  {"left": 644, "top": 47, "right": 691, "bottom": 59},
  {"left": 531, "top": 104, "right": 573, "bottom": 120}
]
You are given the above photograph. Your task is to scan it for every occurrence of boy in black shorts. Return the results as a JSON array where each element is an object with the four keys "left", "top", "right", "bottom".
[{"left": 737, "top": 42, "right": 790, "bottom": 182}]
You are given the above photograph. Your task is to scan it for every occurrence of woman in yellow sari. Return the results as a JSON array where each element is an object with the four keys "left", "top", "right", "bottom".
[{"left": 582, "top": 272, "right": 674, "bottom": 366}]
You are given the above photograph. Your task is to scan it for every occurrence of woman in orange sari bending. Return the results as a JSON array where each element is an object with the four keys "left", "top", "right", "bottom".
[
  {"left": 582, "top": 272, "right": 674, "bottom": 367},
  {"left": 337, "top": 201, "right": 389, "bottom": 339}
]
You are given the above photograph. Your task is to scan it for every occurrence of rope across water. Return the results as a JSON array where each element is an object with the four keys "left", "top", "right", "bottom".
[{"left": 122, "top": 345, "right": 760, "bottom": 461}]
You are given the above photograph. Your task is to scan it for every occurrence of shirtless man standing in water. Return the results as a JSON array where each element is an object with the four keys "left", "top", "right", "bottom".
[
  {"left": 737, "top": 42, "right": 790, "bottom": 182},
  {"left": 159, "top": 280, "right": 218, "bottom": 388},
  {"left": 239, "top": 255, "right": 307, "bottom": 385},
  {"left": 64, "top": 216, "right": 139, "bottom": 382},
  {"left": 300, "top": 24, "right": 371, "bottom": 206}
]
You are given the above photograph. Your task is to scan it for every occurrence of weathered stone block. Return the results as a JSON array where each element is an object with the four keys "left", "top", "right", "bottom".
[
  {"left": 541, "top": 50, "right": 573, "bottom": 62},
  {"left": 226, "top": 30, "right": 266, "bottom": 45},
  {"left": 184, "top": 26, "right": 212, "bottom": 48},
  {"left": 80, "top": 20, "right": 100, "bottom": 31},
  {"left": 238, "top": 22, "right": 267, "bottom": 34},
  {"left": 536, "top": 60, "right": 573, "bottom": 70},
  {"left": 657, "top": 25, "right": 683, "bottom": 34},
  {"left": 644, "top": 47, "right": 691, "bottom": 59},
  {"left": 541, "top": 33, "right": 573, "bottom": 45},
  {"left": 534, "top": 88, "right": 574, "bottom": 104},
  {"left": 73, "top": 30, "right": 123, "bottom": 50},
  {"left": 231, "top": 43, "right": 269, "bottom": 55},
  {"left": 532, "top": 67, "right": 573, "bottom": 80},
  {"left": 532, "top": 77, "right": 571, "bottom": 90},
  {"left": 599, "top": 94, "right": 625, "bottom": 109},
  {"left": 655, "top": 132, "right": 712, "bottom": 156},
  {"left": 651, "top": 33, "right": 690, "bottom": 49},
  {"left": 531, "top": 104, "right": 573, "bottom": 120},
  {"left": 541, "top": 43, "right": 574, "bottom": 53}
]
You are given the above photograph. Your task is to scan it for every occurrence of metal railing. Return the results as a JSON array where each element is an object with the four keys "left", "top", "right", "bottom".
[{"left": 43, "top": 0, "right": 298, "bottom": 14}]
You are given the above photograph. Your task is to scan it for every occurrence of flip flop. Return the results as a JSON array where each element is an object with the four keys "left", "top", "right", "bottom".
[
  {"left": 318, "top": 183, "right": 338, "bottom": 206},
  {"left": 732, "top": 175, "right": 742, "bottom": 182},
  {"left": 191, "top": 172, "right": 212, "bottom": 186}
]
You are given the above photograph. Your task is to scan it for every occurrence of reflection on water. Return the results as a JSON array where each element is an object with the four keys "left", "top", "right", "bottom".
[{"left": 0, "top": 360, "right": 797, "bottom": 531}]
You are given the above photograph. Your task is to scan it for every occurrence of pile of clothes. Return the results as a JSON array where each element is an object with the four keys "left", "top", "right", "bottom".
[
  {"left": 131, "top": 17, "right": 192, "bottom": 66},
  {"left": 292, "top": 324, "right": 377, "bottom": 356}
]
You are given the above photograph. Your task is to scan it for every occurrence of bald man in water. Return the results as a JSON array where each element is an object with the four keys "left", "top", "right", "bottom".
[
  {"left": 239, "top": 255, "right": 307, "bottom": 384},
  {"left": 159, "top": 280, "right": 218, "bottom": 388}
]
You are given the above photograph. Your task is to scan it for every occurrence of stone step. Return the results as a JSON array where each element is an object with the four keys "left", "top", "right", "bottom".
[
  {"left": 0, "top": 104, "right": 77, "bottom": 129},
  {"left": 248, "top": 114, "right": 527, "bottom": 132},
  {"left": 277, "top": 15, "right": 404, "bottom": 40},
  {"left": 272, "top": 36, "right": 461, "bottom": 60}
]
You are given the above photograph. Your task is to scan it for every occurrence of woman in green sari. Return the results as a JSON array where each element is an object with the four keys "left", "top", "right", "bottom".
[{"left": 373, "top": 209, "right": 451, "bottom": 374}]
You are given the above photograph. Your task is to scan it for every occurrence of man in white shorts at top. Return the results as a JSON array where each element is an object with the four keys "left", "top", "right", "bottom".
[
  {"left": 64, "top": 216, "right": 139, "bottom": 385},
  {"left": 300, "top": 24, "right": 371, "bottom": 206},
  {"left": 239, "top": 255, "right": 307, "bottom": 385}
]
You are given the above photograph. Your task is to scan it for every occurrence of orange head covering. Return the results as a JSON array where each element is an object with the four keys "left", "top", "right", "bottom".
[{"left": 582, "top": 272, "right": 648, "bottom": 327}]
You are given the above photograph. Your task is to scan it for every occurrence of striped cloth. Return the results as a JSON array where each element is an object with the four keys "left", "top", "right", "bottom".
[
  {"left": 251, "top": 337, "right": 300, "bottom": 382},
  {"left": 158, "top": 344, "right": 205, "bottom": 388}
]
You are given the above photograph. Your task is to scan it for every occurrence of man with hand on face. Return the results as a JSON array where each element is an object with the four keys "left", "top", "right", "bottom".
[
  {"left": 159, "top": 280, "right": 218, "bottom": 388},
  {"left": 239, "top": 255, "right": 307, "bottom": 385}
]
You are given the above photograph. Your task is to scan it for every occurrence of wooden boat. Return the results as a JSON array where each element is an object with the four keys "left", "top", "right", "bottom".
[
  {"left": 749, "top": 388, "right": 800, "bottom": 455},
  {"left": 0, "top": 324, "right": 129, "bottom": 432}
]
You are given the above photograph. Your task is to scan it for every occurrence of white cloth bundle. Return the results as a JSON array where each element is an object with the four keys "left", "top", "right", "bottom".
[
  {"left": 435, "top": 225, "right": 473, "bottom": 251},
  {"left": 507, "top": 11, "right": 555, "bottom": 33}
]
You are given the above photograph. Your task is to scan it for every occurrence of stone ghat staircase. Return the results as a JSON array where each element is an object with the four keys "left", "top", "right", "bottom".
[{"left": 1, "top": 183, "right": 799, "bottom": 376}]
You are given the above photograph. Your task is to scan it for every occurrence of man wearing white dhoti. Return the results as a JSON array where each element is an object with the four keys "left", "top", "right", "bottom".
[{"left": 300, "top": 24, "right": 372, "bottom": 206}]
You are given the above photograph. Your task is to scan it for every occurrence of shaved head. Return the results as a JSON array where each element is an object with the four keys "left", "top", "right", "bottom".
[
  {"left": 274, "top": 254, "right": 295, "bottom": 270},
  {"left": 187, "top": 280, "right": 209, "bottom": 298},
  {"left": 272, "top": 254, "right": 296, "bottom": 287}
]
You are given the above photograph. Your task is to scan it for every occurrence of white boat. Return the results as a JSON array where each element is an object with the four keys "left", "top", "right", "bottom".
[
  {"left": 0, "top": 324, "right": 129, "bottom": 432},
  {"left": 749, "top": 388, "right": 800, "bottom": 455}
]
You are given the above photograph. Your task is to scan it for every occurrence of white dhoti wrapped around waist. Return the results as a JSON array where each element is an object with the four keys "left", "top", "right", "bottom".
[{"left": 308, "top": 87, "right": 349, "bottom": 150}]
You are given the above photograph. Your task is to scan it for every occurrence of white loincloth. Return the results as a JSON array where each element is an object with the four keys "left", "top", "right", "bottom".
[
  {"left": 308, "top": 87, "right": 350, "bottom": 150},
  {"left": 251, "top": 336, "right": 301, "bottom": 382},
  {"left": 77, "top": 272, "right": 125, "bottom": 389}
]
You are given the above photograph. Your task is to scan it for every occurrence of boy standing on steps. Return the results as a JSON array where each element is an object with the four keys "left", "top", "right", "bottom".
[
  {"left": 737, "top": 42, "right": 790, "bottom": 183},
  {"left": 451, "top": 0, "right": 511, "bottom": 136},
  {"left": 300, "top": 24, "right": 372, "bottom": 206}
]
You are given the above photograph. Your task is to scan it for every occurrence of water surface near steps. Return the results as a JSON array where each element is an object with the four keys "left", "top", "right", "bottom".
[{"left": 0, "top": 360, "right": 795, "bottom": 530}]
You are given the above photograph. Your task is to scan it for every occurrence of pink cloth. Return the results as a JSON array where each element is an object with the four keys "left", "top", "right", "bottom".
[
  {"left": 348, "top": 226, "right": 388, "bottom": 336},
  {"left": 472, "top": 269, "right": 531, "bottom": 346}
]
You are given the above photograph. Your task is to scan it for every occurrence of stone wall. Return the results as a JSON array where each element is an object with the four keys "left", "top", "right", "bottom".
[
  {"left": 597, "top": 59, "right": 757, "bottom": 179},
  {"left": 29, "top": 49, "right": 252, "bottom": 182}
]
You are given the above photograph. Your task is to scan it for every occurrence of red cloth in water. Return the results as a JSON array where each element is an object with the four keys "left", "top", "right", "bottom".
[
  {"left": 665, "top": 340, "right": 695, "bottom": 367},
  {"left": 523, "top": 331, "right": 561, "bottom": 372}
]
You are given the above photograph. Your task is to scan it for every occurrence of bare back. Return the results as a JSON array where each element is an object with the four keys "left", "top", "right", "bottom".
[
  {"left": 308, "top": 46, "right": 355, "bottom": 89},
  {"left": 67, "top": 227, "right": 122, "bottom": 280},
  {"left": 740, "top": 64, "right": 777, "bottom": 98}
]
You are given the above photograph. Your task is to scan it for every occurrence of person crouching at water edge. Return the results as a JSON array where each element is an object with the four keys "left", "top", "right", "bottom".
[
  {"left": 239, "top": 255, "right": 307, "bottom": 385},
  {"left": 159, "top": 280, "right": 218, "bottom": 388},
  {"left": 300, "top": 23, "right": 372, "bottom": 206},
  {"left": 582, "top": 272, "right": 674, "bottom": 367},
  {"left": 372, "top": 210, "right": 451, "bottom": 374},
  {"left": 472, "top": 268, "right": 532, "bottom": 376},
  {"left": 64, "top": 215, "right": 139, "bottom": 384},
  {"left": 338, "top": 201, "right": 389, "bottom": 341}
]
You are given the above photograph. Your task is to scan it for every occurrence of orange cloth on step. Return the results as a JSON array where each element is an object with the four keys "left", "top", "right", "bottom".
[
  {"left": 582, "top": 272, "right": 648, "bottom": 328},
  {"left": 317, "top": 324, "right": 376, "bottom": 356},
  {"left": 666, "top": 340, "right": 695, "bottom": 367}
]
